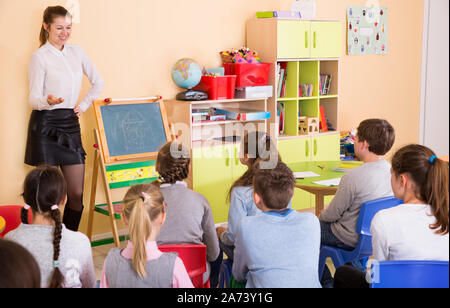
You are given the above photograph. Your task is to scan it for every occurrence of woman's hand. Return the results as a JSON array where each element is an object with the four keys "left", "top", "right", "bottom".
[
  {"left": 47, "top": 94, "right": 64, "bottom": 105},
  {"left": 74, "top": 106, "right": 83, "bottom": 117}
]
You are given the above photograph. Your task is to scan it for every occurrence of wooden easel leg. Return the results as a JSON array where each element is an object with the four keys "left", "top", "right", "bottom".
[
  {"left": 98, "top": 155, "right": 120, "bottom": 247},
  {"left": 87, "top": 150, "right": 100, "bottom": 242}
]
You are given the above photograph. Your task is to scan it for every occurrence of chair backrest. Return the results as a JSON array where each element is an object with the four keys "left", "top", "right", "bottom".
[
  {"left": 158, "top": 244, "right": 207, "bottom": 288},
  {"left": 0, "top": 205, "right": 32, "bottom": 237},
  {"left": 371, "top": 260, "right": 449, "bottom": 288},
  {"left": 356, "top": 197, "right": 403, "bottom": 236}
]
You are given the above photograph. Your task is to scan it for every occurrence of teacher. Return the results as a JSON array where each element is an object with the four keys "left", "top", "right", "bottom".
[{"left": 25, "top": 6, "right": 104, "bottom": 231}]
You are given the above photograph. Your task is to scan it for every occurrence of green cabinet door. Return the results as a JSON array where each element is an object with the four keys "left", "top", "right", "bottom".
[
  {"left": 310, "top": 21, "right": 342, "bottom": 58},
  {"left": 278, "top": 137, "right": 311, "bottom": 164},
  {"left": 310, "top": 133, "right": 340, "bottom": 161},
  {"left": 192, "top": 145, "right": 234, "bottom": 223},
  {"left": 278, "top": 20, "right": 311, "bottom": 58}
]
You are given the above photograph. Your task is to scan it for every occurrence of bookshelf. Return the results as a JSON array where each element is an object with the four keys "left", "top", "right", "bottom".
[{"left": 247, "top": 18, "right": 342, "bottom": 210}]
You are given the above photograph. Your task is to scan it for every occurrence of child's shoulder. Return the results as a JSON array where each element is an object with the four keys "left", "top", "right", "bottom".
[
  {"left": 62, "top": 226, "right": 92, "bottom": 247},
  {"left": 231, "top": 186, "right": 253, "bottom": 198}
]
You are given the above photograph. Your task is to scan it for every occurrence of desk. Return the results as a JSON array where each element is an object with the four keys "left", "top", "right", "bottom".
[
  {"left": 288, "top": 161, "right": 362, "bottom": 216},
  {"left": 0, "top": 216, "right": 5, "bottom": 234}
]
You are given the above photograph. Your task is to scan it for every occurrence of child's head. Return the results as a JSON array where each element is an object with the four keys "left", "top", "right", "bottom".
[
  {"left": 21, "top": 165, "right": 67, "bottom": 288},
  {"left": 391, "top": 144, "right": 449, "bottom": 235},
  {"left": 228, "top": 131, "right": 280, "bottom": 202},
  {"left": 0, "top": 239, "right": 41, "bottom": 288},
  {"left": 156, "top": 141, "right": 190, "bottom": 184},
  {"left": 252, "top": 161, "right": 295, "bottom": 211},
  {"left": 355, "top": 119, "right": 395, "bottom": 159},
  {"left": 122, "top": 183, "right": 166, "bottom": 277}
]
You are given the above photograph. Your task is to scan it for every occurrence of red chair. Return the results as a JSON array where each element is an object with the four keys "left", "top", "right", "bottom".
[
  {"left": 158, "top": 244, "right": 210, "bottom": 288},
  {"left": 0, "top": 205, "right": 32, "bottom": 237}
]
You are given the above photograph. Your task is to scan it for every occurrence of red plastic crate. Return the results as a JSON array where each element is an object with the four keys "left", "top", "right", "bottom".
[
  {"left": 223, "top": 63, "right": 271, "bottom": 87},
  {"left": 194, "top": 75, "right": 236, "bottom": 100}
]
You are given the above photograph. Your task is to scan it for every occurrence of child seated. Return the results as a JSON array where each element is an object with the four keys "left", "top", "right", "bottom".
[
  {"left": 232, "top": 161, "right": 321, "bottom": 288},
  {"left": 217, "top": 131, "right": 287, "bottom": 260},
  {"left": 5, "top": 165, "right": 96, "bottom": 288},
  {"left": 154, "top": 142, "right": 220, "bottom": 287},
  {"left": 319, "top": 119, "right": 395, "bottom": 286},
  {"left": 100, "top": 183, "right": 193, "bottom": 288}
]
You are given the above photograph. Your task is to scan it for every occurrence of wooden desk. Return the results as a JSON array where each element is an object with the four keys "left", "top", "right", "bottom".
[
  {"left": 288, "top": 161, "right": 362, "bottom": 216},
  {"left": 0, "top": 216, "right": 5, "bottom": 234}
]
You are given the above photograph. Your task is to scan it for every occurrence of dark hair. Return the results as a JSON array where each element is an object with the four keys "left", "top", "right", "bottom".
[
  {"left": 39, "top": 6, "right": 71, "bottom": 47},
  {"left": 21, "top": 165, "right": 67, "bottom": 288},
  {"left": 227, "top": 131, "right": 280, "bottom": 202},
  {"left": 391, "top": 144, "right": 449, "bottom": 235},
  {"left": 0, "top": 239, "right": 41, "bottom": 288},
  {"left": 357, "top": 119, "right": 395, "bottom": 155},
  {"left": 253, "top": 161, "right": 295, "bottom": 210},
  {"left": 155, "top": 142, "right": 190, "bottom": 184}
]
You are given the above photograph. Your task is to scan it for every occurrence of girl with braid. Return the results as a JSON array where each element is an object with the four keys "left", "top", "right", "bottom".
[
  {"left": 100, "top": 183, "right": 193, "bottom": 288},
  {"left": 5, "top": 166, "right": 95, "bottom": 288},
  {"left": 154, "top": 142, "right": 221, "bottom": 287}
]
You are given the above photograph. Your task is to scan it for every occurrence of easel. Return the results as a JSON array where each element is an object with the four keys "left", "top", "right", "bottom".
[{"left": 86, "top": 96, "right": 172, "bottom": 247}]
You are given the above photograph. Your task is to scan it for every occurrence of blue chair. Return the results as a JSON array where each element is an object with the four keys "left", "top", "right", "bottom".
[
  {"left": 318, "top": 196, "right": 403, "bottom": 279},
  {"left": 218, "top": 259, "right": 233, "bottom": 288},
  {"left": 370, "top": 261, "right": 449, "bottom": 288}
]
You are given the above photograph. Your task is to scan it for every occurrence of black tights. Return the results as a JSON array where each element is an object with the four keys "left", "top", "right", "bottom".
[{"left": 60, "top": 164, "right": 85, "bottom": 231}]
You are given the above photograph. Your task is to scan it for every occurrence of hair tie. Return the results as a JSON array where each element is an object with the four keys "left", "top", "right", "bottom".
[
  {"left": 141, "top": 192, "right": 151, "bottom": 202},
  {"left": 24, "top": 204, "right": 31, "bottom": 210},
  {"left": 51, "top": 205, "right": 59, "bottom": 211},
  {"left": 429, "top": 155, "right": 437, "bottom": 164},
  {"left": 53, "top": 260, "right": 59, "bottom": 268}
]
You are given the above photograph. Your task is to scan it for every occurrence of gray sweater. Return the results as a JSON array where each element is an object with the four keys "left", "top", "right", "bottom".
[
  {"left": 5, "top": 223, "right": 96, "bottom": 288},
  {"left": 156, "top": 181, "right": 220, "bottom": 262},
  {"left": 319, "top": 160, "right": 393, "bottom": 247}
]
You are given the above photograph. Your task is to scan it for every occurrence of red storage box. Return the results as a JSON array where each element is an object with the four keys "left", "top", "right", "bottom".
[
  {"left": 223, "top": 63, "right": 271, "bottom": 87},
  {"left": 194, "top": 75, "right": 236, "bottom": 100}
]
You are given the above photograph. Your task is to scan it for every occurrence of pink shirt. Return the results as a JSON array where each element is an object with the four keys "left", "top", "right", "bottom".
[{"left": 100, "top": 241, "right": 193, "bottom": 288}]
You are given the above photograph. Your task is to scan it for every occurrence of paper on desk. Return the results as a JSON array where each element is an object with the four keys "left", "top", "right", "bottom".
[
  {"left": 312, "top": 178, "right": 341, "bottom": 187},
  {"left": 294, "top": 171, "right": 320, "bottom": 178}
]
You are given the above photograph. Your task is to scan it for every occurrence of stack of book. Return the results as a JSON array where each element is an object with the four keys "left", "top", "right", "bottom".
[
  {"left": 276, "top": 63, "right": 287, "bottom": 98},
  {"left": 319, "top": 74, "right": 333, "bottom": 95},
  {"left": 192, "top": 108, "right": 226, "bottom": 123},
  {"left": 213, "top": 108, "right": 271, "bottom": 121},
  {"left": 299, "top": 84, "right": 313, "bottom": 97}
]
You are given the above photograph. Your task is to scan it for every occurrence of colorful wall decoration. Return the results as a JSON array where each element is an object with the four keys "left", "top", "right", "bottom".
[{"left": 347, "top": 6, "right": 388, "bottom": 55}]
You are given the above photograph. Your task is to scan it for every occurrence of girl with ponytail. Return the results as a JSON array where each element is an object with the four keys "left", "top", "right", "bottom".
[
  {"left": 370, "top": 144, "right": 449, "bottom": 261},
  {"left": 100, "top": 183, "right": 193, "bottom": 288},
  {"left": 5, "top": 165, "right": 95, "bottom": 288}
]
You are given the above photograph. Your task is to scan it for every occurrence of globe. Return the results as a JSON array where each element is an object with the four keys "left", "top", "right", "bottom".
[{"left": 171, "top": 58, "right": 202, "bottom": 89}]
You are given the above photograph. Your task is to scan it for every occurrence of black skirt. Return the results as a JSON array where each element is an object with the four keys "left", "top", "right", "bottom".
[{"left": 25, "top": 109, "right": 86, "bottom": 166}]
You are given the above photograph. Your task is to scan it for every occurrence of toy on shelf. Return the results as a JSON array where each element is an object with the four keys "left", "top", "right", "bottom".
[
  {"left": 308, "top": 117, "right": 320, "bottom": 134},
  {"left": 220, "top": 47, "right": 261, "bottom": 64}
]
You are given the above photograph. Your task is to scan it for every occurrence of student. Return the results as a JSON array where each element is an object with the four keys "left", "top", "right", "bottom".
[
  {"left": 232, "top": 161, "right": 321, "bottom": 288},
  {"left": 101, "top": 183, "right": 193, "bottom": 288},
  {"left": 217, "top": 131, "right": 284, "bottom": 260},
  {"left": 0, "top": 239, "right": 41, "bottom": 288},
  {"left": 154, "top": 141, "right": 221, "bottom": 287},
  {"left": 318, "top": 119, "right": 395, "bottom": 286},
  {"left": 334, "top": 144, "right": 449, "bottom": 288},
  {"left": 5, "top": 165, "right": 95, "bottom": 288}
]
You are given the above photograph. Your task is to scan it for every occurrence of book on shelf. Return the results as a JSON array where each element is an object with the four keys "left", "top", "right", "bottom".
[
  {"left": 319, "top": 105, "right": 328, "bottom": 132},
  {"left": 213, "top": 108, "right": 271, "bottom": 121},
  {"left": 277, "top": 102, "right": 285, "bottom": 135},
  {"left": 299, "top": 84, "right": 313, "bottom": 97},
  {"left": 320, "top": 74, "right": 333, "bottom": 95},
  {"left": 256, "top": 11, "right": 302, "bottom": 19}
]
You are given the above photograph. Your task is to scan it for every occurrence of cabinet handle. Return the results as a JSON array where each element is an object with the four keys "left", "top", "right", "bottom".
[
  {"left": 225, "top": 149, "right": 230, "bottom": 167},
  {"left": 305, "top": 31, "right": 308, "bottom": 49},
  {"left": 314, "top": 139, "right": 318, "bottom": 156},
  {"left": 235, "top": 146, "right": 239, "bottom": 165},
  {"left": 305, "top": 140, "right": 309, "bottom": 157},
  {"left": 313, "top": 31, "right": 317, "bottom": 49}
]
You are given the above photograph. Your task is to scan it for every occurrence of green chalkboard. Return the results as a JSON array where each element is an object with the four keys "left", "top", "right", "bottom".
[{"left": 93, "top": 98, "right": 171, "bottom": 163}]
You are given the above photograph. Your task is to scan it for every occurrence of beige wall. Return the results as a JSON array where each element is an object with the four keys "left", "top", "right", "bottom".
[{"left": 0, "top": 0, "right": 424, "bottom": 235}]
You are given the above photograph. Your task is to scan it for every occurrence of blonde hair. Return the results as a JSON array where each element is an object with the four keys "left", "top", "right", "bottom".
[{"left": 122, "top": 184, "right": 166, "bottom": 277}]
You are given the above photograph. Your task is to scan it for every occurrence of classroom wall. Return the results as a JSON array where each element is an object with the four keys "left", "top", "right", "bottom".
[{"left": 0, "top": 0, "right": 424, "bottom": 236}]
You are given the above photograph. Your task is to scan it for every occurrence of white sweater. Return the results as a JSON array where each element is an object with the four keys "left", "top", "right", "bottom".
[{"left": 371, "top": 204, "right": 449, "bottom": 261}]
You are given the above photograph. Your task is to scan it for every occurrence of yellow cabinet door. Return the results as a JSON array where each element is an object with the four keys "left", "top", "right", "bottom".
[
  {"left": 277, "top": 20, "right": 311, "bottom": 59},
  {"left": 310, "top": 133, "right": 340, "bottom": 161},
  {"left": 310, "top": 21, "right": 342, "bottom": 58},
  {"left": 278, "top": 137, "right": 311, "bottom": 164},
  {"left": 192, "top": 145, "right": 234, "bottom": 223}
]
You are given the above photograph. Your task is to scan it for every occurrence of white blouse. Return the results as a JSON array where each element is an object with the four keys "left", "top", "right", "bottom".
[
  {"left": 371, "top": 204, "right": 449, "bottom": 262},
  {"left": 28, "top": 41, "right": 104, "bottom": 112}
]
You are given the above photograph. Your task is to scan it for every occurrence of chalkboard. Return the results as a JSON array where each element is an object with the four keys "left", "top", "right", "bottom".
[{"left": 93, "top": 98, "right": 171, "bottom": 163}]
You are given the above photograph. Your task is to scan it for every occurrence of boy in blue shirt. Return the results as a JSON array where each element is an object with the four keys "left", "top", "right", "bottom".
[{"left": 232, "top": 161, "right": 321, "bottom": 288}]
